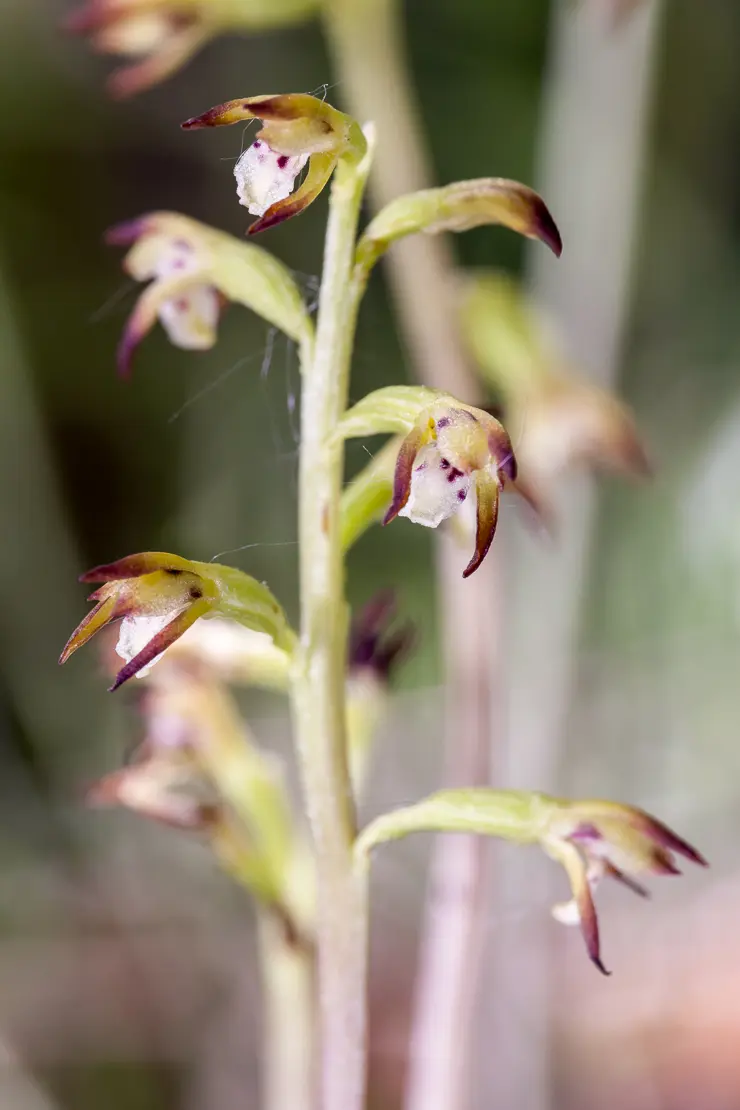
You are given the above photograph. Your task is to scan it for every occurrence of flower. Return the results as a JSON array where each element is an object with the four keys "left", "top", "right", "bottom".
[
  {"left": 348, "top": 591, "right": 414, "bottom": 683},
  {"left": 65, "top": 1, "right": 213, "bottom": 98},
  {"left": 346, "top": 592, "right": 413, "bottom": 789},
  {"left": 542, "top": 798, "right": 707, "bottom": 974},
  {"left": 59, "top": 550, "right": 293, "bottom": 690},
  {"left": 460, "top": 272, "right": 650, "bottom": 511},
  {"left": 383, "top": 400, "right": 516, "bottom": 578},
  {"left": 87, "top": 747, "right": 220, "bottom": 829},
  {"left": 356, "top": 787, "right": 707, "bottom": 975},
  {"left": 64, "top": 0, "right": 320, "bottom": 98},
  {"left": 106, "top": 212, "right": 310, "bottom": 376},
  {"left": 510, "top": 374, "right": 651, "bottom": 509},
  {"left": 182, "top": 93, "right": 366, "bottom": 234}
]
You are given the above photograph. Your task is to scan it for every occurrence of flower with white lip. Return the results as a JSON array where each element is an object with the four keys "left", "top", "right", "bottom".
[
  {"left": 541, "top": 798, "right": 707, "bottom": 974},
  {"left": 106, "top": 211, "right": 312, "bottom": 376},
  {"left": 383, "top": 399, "right": 516, "bottom": 578},
  {"left": 356, "top": 787, "right": 707, "bottom": 975},
  {"left": 334, "top": 386, "right": 517, "bottom": 577},
  {"left": 60, "top": 551, "right": 294, "bottom": 690},
  {"left": 183, "top": 93, "right": 367, "bottom": 234}
]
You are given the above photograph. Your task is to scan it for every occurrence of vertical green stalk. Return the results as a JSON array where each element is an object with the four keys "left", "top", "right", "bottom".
[
  {"left": 325, "top": 5, "right": 497, "bottom": 1110},
  {"left": 258, "top": 913, "right": 316, "bottom": 1110},
  {"left": 290, "top": 141, "right": 373, "bottom": 1110}
]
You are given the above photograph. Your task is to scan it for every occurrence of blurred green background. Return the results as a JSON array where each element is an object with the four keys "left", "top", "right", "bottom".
[{"left": 1, "top": 0, "right": 739, "bottom": 1107}]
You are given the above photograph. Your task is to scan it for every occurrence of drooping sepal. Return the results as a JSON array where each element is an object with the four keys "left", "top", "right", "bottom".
[{"left": 463, "top": 469, "right": 501, "bottom": 579}]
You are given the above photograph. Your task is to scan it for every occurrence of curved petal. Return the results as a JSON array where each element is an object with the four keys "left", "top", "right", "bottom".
[
  {"left": 248, "top": 152, "right": 336, "bottom": 235},
  {"left": 462, "top": 470, "right": 500, "bottom": 579},
  {"left": 550, "top": 841, "right": 610, "bottom": 976},
  {"left": 382, "top": 422, "right": 428, "bottom": 526}
]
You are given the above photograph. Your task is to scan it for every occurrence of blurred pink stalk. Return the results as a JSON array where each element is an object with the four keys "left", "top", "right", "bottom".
[{"left": 481, "top": 4, "right": 664, "bottom": 1109}]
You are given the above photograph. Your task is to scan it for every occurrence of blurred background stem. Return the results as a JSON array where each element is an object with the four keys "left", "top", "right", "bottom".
[
  {"left": 484, "top": 5, "right": 664, "bottom": 1109},
  {"left": 324, "top": 4, "right": 498, "bottom": 1110},
  {"left": 257, "top": 913, "right": 315, "bottom": 1110}
]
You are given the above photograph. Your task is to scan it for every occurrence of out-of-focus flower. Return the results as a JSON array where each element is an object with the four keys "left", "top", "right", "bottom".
[
  {"left": 64, "top": 0, "right": 321, "bottom": 98},
  {"left": 106, "top": 212, "right": 311, "bottom": 377},
  {"left": 59, "top": 550, "right": 293, "bottom": 690},
  {"left": 348, "top": 591, "right": 413, "bottom": 683},
  {"left": 89, "top": 655, "right": 314, "bottom": 940},
  {"left": 384, "top": 400, "right": 516, "bottom": 578},
  {"left": 182, "top": 93, "right": 366, "bottom": 234},
  {"left": 168, "top": 618, "right": 291, "bottom": 690},
  {"left": 346, "top": 592, "right": 413, "bottom": 789},
  {"left": 460, "top": 272, "right": 650, "bottom": 511},
  {"left": 541, "top": 798, "right": 707, "bottom": 974},
  {"left": 357, "top": 788, "right": 707, "bottom": 974},
  {"left": 87, "top": 745, "right": 219, "bottom": 829}
]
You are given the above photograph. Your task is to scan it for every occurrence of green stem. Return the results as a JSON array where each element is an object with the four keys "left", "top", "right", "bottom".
[
  {"left": 290, "top": 141, "right": 373, "bottom": 1110},
  {"left": 324, "top": 8, "right": 498, "bottom": 1110},
  {"left": 258, "top": 912, "right": 316, "bottom": 1110}
]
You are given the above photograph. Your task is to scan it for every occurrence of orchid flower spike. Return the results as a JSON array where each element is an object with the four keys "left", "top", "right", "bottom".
[
  {"left": 182, "top": 93, "right": 366, "bottom": 234},
  {"left": 59, "top": 551, "right": 293, "bottom": 690}
]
